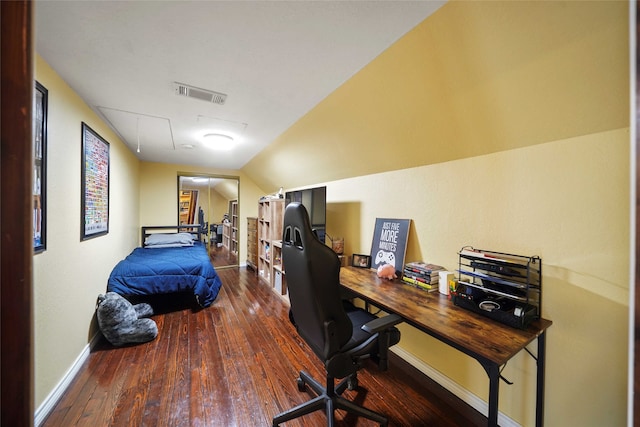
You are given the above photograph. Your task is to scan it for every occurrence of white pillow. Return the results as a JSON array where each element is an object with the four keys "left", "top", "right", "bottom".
[{"left": 144, "top": 232, "right": 194, "bottom": 246}]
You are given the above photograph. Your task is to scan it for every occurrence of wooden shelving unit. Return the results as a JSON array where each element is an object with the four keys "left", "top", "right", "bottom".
[
  {"left": 272, "top": 240, "right": 287, "bottom": 296},
  {"left": 230, "top": 200, "right": 238, "bottom": 255},
  {"left": 257, "top": 198, "right": 284, "bottom": 288},
  {"left": 247, "top": 217, "right": 258, "bottom": 273},
  {"left": 222, "top": 223, "right": 231, "bottom": 250}
]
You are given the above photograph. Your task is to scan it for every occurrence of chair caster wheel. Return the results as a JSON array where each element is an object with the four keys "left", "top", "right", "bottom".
[
  {"left": 297, "top": 377, "right": 306, "bottom": 391},
  {"left": 347, "top": 376, "right": 358, "bottom": 390}
]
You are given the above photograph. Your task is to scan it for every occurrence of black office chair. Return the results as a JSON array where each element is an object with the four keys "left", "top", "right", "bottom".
[{"left": 273, "top": 202, "right": 402, "bottom": 427}]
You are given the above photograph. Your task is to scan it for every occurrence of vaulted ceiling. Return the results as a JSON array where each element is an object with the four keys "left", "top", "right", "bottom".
[{"left": 35, "top": 1, "right": 445, "bottom": 170}]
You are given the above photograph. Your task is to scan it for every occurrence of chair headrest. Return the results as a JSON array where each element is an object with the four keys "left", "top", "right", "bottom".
[{"left": 283, "top": 202, "right": 315, "bottom": 249}]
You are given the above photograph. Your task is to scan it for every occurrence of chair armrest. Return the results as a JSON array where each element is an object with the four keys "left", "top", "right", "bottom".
[{"left": 361, "top": 313, "right": 402, "bottom": 334}]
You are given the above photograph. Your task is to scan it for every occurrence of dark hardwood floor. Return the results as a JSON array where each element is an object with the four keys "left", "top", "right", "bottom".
[
  {"left": 41, "top": 267, "right": 487, "bottom": 426},
  {"left": 209, "top": 244, "right": 238, "bottom": 269}
]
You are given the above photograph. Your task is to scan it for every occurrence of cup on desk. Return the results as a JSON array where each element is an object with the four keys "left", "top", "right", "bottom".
[{"left": 438, "top": 271, "right": 455, "bottom": 295}]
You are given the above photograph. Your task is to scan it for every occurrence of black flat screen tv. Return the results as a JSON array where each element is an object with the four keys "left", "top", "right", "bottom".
[{"left": 285, "top": 186, "right": 326, "bottom": 244}]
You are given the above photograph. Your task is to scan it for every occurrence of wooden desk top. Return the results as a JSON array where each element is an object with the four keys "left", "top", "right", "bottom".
[{"left": 340, "top": 266, "right": 552, "bottom": 366}]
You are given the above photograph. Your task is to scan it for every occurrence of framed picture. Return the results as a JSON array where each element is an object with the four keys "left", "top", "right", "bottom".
[
  {"left": 352, "top": 254, "right": 371, "bottom": 268},
  {"left": 370, "top": 218, "right": 411, "bottom": 273},
  {"left": 81, "top": 122, "right": 110, "bottom": 240},
  {"left": 33, "top": 81, "right": 48, "bottom": 252}
]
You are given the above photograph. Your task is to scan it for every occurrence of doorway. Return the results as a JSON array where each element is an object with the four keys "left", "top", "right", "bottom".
[{"left": 178, "top": 174, "right": 239, "bottom": 269}]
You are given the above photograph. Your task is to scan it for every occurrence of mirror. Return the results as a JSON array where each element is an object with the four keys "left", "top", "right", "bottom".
[{"left": 178, "top": 174, "right": 239, "bottom": 269}]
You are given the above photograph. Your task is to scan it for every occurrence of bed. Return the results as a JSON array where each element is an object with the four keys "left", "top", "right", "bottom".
[{"left": 107, "top": 225, "right": 222, "bottom": 308}]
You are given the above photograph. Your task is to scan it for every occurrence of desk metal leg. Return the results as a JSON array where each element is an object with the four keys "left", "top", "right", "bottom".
[
  {"left": 536, "top": 332, "right": 547, "bottom": 427},
  {"left": 485, "top": 363, "right": 500, "bottom": 427}
]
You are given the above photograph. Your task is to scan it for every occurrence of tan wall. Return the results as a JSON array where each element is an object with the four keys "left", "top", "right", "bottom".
[
  {"left": 178, "top": 182, "right": 237, "bottom": 229},
  {"left": 209, "top": 190, "right": 231, "bottom": 226},
  {"left": 241, "top": 2, "right": 631, "bottom": 426},
  {"left": 320, "top": 129, "right": 628, "bottom": 426},
  {"left": 138, "top": 162, "right": 265, "bottom": 263},
  {"left": 244, "top": 1, "right": 628, "bottom": 192},
  {"left": 31, "top": 57, "right": 266, "bottom": 414},
  {"left": 33, "top": 55, "right": 141, "bottom": 408},
  {"left": 32, "top": 1, "right": 631, "bottom": 425}
]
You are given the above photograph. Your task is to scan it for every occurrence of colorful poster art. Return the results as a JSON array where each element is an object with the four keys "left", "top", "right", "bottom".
[
  {"left": 81, "top": 123, "right": 110, "bottom": 240},
  {"left": 34, "top": 82, "right": 48, "bottom": 252}
]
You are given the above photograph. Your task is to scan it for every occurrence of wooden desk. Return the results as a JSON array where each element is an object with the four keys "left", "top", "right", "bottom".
[{"left": 339, "top": 266, "right": 552, "bottom": 427}]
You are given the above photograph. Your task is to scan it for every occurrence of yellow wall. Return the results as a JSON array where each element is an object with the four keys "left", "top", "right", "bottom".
[
  {"left": 242, "top": 2, "right": 631, "bottom": 426},
  {"left": 244, "top": 1, "right": 628, "bottom": 192},
  {"left": 138, "top": 161, "right": 265, "bottom": 263},
  {"left": 320, "top": 130, "right": 628, "bottom": 426},
  {"left": 174, "top": 181, "right": 238, "bottom": 232},
  {"left": 32, "top": 1, "right": 631, "bottom": 425},
  {"left": 178, "top": 184, "right": 211, "bottom": 227},
  {"left": 31, "top": 57, "right": 266, "bottom": 415},
  {"left": 33, "top": 56, "right": 141, "bottom": 407},
  {"left": 209, "top": 190, "right": 231, "bottom": 225}
]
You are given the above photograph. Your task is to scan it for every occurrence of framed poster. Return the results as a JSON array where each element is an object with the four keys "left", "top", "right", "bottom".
[
  {"left": 33, "top": 81, "right": 48, "bottom": 252},
  {"left": 370, "top": 218, "right": 411, "bottom": 274},
  {"left": 81, "top": 122, "right": 110, "bottom": 240}
]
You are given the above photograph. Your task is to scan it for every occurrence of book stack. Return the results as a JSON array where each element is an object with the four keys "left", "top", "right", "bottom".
[{"left": 402, "top": 261, "right": 446, "bottom": 292}]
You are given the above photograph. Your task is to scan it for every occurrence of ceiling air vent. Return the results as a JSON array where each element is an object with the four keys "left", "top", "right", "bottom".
[{"left": 174, "top": 82, "right": 227, "bottom": 105}]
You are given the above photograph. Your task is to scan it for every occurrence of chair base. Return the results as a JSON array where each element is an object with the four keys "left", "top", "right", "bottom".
[{"left": 272, "top": 370, "right": 388, "bottom": 427}]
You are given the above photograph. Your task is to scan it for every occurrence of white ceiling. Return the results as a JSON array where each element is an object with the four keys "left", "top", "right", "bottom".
[{"left": 35, "top": 1, "right": 444, "bottom": 170}]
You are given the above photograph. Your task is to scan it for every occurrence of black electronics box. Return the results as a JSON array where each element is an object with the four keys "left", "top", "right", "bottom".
[
  {"left": 453, "top": 247, "right": 542, "bottom": 330},
  {"left": 452, "top": 283, "right": 538, "bottom": 330}
]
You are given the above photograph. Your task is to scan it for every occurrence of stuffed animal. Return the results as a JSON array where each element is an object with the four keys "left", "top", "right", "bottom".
[
  {"left": 376, "top": 263, "right": 397, "bottom": 280},
  {"left": 96, "top": 292, "right": 158, "bottom": 346}
]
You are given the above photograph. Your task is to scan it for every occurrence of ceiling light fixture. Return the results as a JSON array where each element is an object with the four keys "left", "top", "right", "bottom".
[{"left": 202, "top": 133, "right": 235, "bottom": 151}]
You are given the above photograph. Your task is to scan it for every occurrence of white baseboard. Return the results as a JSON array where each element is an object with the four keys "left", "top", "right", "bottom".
[
  {"left": 391, "top": 347, "right": 520, "bottom": 427},
  {"left": 34, "top": 333, "right": 101, "bottom": 426}
]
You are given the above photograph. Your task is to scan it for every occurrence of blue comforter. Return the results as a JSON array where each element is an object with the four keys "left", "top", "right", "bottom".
[{"left": 107, "top": 242, "right": 222, "bottom": 307}]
